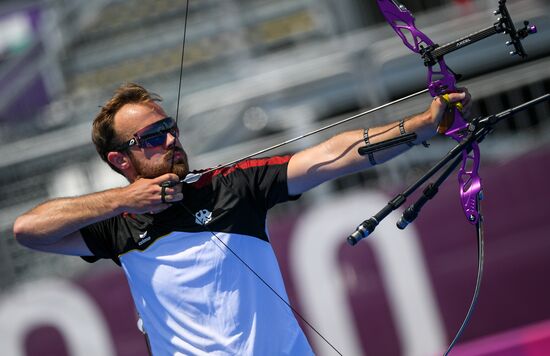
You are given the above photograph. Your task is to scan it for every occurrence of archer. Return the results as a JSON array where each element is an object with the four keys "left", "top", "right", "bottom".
[{"left": 13, "top": 82, "right": 470, "bottom": 355}]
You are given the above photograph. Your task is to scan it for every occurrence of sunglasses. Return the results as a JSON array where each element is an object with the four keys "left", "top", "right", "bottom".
[{"left": 114, "top": 117, "right": 179, "bottom": 151}]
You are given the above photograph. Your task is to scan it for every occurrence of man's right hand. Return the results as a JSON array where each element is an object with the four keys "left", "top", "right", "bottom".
[
  {"left": 13, "top": 173, "right": 183, "bottom": 255},
  {"left": 120, "top": 173, "right": 184, "bottom": 214}
]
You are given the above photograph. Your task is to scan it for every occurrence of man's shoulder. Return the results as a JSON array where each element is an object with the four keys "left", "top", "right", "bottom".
[{"left": 186, "top": 155, "right": 292, "bottom": 188}]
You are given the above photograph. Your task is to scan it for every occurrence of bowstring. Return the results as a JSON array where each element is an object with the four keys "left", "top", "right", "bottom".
[
  {"left": 170, "top": 0, "right": 190, "bottom": 174},
  {"left": 170, "top": 1, "right": 342, "bottom": 354}
]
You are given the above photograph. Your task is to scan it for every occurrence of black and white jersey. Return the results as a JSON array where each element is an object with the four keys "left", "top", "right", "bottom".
[{"left": 80, "top": 156, "right": 314, "bottom": 355}]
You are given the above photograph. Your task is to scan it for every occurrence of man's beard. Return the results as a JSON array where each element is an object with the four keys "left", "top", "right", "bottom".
[{"left": 129, "top": 149, "right": 189, "bottom": 180}]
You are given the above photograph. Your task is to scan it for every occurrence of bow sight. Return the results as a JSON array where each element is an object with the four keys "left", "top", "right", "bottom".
[{"left": 421, "top": 0, "right": 537, "bottom": 66}]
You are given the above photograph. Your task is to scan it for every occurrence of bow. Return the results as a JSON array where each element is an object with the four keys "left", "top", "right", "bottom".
[{"left": 372, "top": 1, "right": 536, "bottom": 354}]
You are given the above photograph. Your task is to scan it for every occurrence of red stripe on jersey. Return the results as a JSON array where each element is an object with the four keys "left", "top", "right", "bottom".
[
  {"left": 215, "top": 156, "right": 291, "bottom": 177},
  {"left": 191, "top": 156, "right": 292, "bottom": 189}
]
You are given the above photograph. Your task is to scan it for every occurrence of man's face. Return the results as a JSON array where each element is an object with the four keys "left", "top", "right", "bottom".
[{"left": 113, "top": 101, "right": 189, "bottom": 180}]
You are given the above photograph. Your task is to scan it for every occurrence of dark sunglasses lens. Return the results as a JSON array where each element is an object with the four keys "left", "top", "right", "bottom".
[
  {"left": 136, "top": 117, "right": 176, "bottom": 148},
  {"left": 141, "top": 134, "right": 168, "bottom": 148}
]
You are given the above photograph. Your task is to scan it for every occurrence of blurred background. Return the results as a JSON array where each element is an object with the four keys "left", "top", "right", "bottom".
[{"left": 0, "top": 0, "right": 549, "bottom": 355}]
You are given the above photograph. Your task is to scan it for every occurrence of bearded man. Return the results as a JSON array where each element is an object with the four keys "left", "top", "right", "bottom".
[{"left": 13, "top": 83, "right": 470, "bottom": 355}]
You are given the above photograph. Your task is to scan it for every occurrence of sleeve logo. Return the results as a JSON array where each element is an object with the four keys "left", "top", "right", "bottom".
[{"left": 137, "top": 231, "right": 151, "bottom": 246}]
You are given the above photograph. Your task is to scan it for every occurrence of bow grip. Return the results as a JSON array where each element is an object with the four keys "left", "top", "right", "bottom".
[{"left": 437, "top": 94, "right": 464, "bottom": 134}]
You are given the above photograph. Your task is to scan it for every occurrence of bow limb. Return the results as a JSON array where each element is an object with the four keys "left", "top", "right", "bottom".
[{"left": 377, "top": 0, "right": 481, "bottom": 223}]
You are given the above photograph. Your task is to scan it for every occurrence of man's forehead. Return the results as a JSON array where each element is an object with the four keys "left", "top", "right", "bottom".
[{"left": 114, "top": 101, "right": 167, "bottom": 135}]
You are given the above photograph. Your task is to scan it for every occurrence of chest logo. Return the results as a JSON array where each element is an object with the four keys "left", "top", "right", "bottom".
[{"left": 195, "top": 209, "right": 212, "bottom": 225}]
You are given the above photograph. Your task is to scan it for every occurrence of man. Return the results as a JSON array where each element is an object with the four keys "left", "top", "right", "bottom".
[{"left": 13, "top": 83, "right": 470, "bottom": 355}]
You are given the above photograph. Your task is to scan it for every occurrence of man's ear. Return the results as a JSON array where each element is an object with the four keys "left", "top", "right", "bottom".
[{"left": 107, "top": 151, "right": 131, "bottom": 171}]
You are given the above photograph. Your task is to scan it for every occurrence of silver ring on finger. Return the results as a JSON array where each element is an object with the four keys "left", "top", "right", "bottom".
[{"left": 161, "top": 186, "right": 169, "bottom": 203}]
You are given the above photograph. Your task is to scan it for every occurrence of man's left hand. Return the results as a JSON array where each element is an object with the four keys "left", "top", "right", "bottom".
[{"left": 430, "top": 88, "right": 472, "bottom": 133}]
